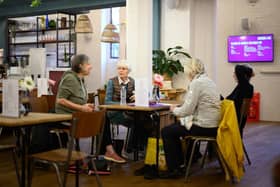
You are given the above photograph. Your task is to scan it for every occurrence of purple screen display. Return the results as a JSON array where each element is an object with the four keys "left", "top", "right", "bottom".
[{"left": 228, "top": 34, "right": 274, "bottom": 62}]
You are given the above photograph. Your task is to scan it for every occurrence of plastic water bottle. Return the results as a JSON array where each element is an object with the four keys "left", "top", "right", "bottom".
[{"left": 120, "top": 85, "right": 127, "bottom": 105}]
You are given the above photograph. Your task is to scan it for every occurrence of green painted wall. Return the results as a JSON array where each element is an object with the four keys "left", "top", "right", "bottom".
[
  {"left": 153, "top": 0, "right": 161, "bottom": 50},
  {"left": 0, "top": 17, "right": 7, "bottom": 50}
]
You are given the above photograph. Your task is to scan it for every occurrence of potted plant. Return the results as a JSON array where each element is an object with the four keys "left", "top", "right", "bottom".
[{"left": 152, "top": 46, "right": 191, "bottom": 80}]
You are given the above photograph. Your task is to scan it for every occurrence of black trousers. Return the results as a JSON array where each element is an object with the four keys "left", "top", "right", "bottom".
[{"left": 161, "top": 123, "right": 218, "bottom": 171}]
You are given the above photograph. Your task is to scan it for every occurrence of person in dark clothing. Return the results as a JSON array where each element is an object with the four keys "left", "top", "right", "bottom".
[{"left": 226, "top": 64, "right": 254, "bottom": 137}]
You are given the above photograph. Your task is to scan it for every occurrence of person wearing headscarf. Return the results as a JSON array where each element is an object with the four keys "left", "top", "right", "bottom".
[{"left": 226, "top": 64, "right": 254, "bottom": 137}]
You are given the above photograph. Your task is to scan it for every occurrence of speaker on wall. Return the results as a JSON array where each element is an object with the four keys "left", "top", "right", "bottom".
[
  {"left": 166, "top": 0, "right": 181, "bottom": 9},
  {"left": 241, "top": 18, "right": 251, "bottom": 31}
]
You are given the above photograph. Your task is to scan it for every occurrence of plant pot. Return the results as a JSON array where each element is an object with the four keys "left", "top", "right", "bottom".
[{"left": 163, "top": 73, "right": 172, "bottom": 81}]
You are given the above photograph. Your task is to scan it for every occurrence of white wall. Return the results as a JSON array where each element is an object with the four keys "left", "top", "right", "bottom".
[
  {"left": 77, "top": 8, "right": 127, "bottom": 93},
  {"left": 162, "top": 0, "right": 280, "bottom": 121},
  {"left": 215, "top": 0, "right": 280, "bottom": 121},
  {"left": 77, "top": 10, "right": 102, "bottom": 93}
]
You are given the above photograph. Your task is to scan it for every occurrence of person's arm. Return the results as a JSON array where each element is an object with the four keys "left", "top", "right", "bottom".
[
  {"left": 57, "top": 98, "right": 93, "bottom": 112},
  {"left": 105, "top": 79, "right": 119, "bottom": 104},
  {"left": 171, "top": 80, "right": 200, "bottom": 117}
]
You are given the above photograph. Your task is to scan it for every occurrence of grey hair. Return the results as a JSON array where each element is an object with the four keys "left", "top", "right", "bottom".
[
  {"left": 117, "top": 60, "right": 131, "bottom": 73},
  {"left": 185, "top": 58, "right": 205, "bottom": 78}
]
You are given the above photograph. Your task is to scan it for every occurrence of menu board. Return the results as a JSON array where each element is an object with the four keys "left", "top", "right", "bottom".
[
  {"left": 2, "top": 79, "right": 20, "bottom": 117},
  {"left": 228, "top": 34, "right": 273, "bottom": 62}
]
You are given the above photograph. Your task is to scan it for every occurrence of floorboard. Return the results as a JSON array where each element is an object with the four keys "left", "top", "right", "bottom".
[{"left": 1, "top": 122, "right": 279, "bottom": 187}]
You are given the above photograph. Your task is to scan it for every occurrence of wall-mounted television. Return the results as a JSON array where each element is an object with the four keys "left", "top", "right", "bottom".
[{"left": 228, "top": 34, "right": 274, "bottom": 63}]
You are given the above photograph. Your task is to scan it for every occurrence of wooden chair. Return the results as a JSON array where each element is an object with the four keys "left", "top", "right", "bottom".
[
  {"left": 28, "top": 111, "right": 105, "bottom": 187},
  {"left": 29, "top": 96, "right": 67, "bottom": 148},
  {"left": 97, "top": 89, "right": 106, "bottom": 105},
  {"left": 28, "top": 96, "right": 49, "bottom": 113},
  {"left": 239, "top": 98, "right": 252, "bottom": 165},
  {"left": 0, "top": 144, "right": 20, "bottom": 186}
]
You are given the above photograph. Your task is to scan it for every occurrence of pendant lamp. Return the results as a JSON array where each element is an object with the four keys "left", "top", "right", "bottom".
[
  {"left": 75, "top": 15, "right": 93, "bottom": 33},
  {"left": 101, "top": 23, "right": 120, "bottom": 43}
]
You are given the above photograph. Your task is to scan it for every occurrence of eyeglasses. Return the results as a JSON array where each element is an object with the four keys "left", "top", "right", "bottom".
[{"left": 117, "top": 67, "right": 128, "bottom": 70}]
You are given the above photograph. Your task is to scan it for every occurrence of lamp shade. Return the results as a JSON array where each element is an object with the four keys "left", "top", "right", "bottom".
[
  {"left": 101, "top": 23, "right": 120, "bottom": 43},
  {"left": 75, "top": 15, "right": 93, "bottom": 33}
]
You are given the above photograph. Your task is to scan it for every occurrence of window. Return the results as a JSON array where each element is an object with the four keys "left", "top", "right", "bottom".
[{"left": 110, "top": 8, "right": 120, "bottom": 59}]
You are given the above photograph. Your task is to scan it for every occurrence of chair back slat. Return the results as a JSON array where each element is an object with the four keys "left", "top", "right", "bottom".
[
  {"left": 29, "top": 96, "right": 49, "bottom": 113},
  {"left": 97, "top": 89, "right": 106, "bottom": 105},
  {"left": 72, "top": 111, "right": 105, "bottom": 138},
  {"left": 240, "top": 98, "right": 251, "bottom": 125},
  {"left": 42, "top": 95, "right": 57, "bottom": 112}
]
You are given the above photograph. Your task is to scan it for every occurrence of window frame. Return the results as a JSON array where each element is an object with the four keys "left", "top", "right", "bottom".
[{"left": 109, "top": 8, "right": 120, "bottom": 59}]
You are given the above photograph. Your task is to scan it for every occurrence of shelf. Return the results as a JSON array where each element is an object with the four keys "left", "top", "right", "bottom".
[
  {"left": 8, "top": 54, "right": 54, "bottom": 58},
  {"left": 8, "top": 54, "right": 29, "bottom": 57},
  {"left": 9, "top": 40, "right": 75, "bottom": 45},
  {"left": 9, "top": 42, "right": 37, "bottom": 45},
  {"left": 260, "top": 69, "right": 280, "bottom": 74},
  {"left": 10, "top": 27, "right": 74, "bottom": 34}
]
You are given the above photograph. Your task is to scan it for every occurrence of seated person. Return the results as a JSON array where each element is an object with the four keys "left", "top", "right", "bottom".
[
  {"left": 105, "top": 60, "right": 149, "bottom": 154},
  {"left": 105, "top": 60, "right": 135, "bottom": 125},
  {"left": 161, "top": 58, "right": 221, "bottom": 178},
  {"left": 56, "top": 54, "right": 125, "bottom": 163},
  {"left": 226, "top": 64, "right": 254, "bottom": 137}
]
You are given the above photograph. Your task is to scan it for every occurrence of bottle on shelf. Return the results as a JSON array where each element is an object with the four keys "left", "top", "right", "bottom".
[
  {"left": 40, "top": 16, "right": 46, "bottom": 30},
  {"left": 45, "top": 15, "right": 49, "bottom": 29},
  {"left": 120, "top": 84, "right": 127, "bottom": 105},
  {"left": 64, "top": 44, "right": 68, "bottom": 62}
]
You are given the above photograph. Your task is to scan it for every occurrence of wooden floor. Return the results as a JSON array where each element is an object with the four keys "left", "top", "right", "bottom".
[{"left": 1, "top": 122, "right": 280, "bottom": 187}]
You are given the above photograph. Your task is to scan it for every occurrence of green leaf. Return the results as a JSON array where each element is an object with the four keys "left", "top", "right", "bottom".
[
  {"left": 153, "top": 46, "right": 190, "bottom": 78},
  {"left": 30, "top": 0, "right": 41, "bottom": 7}
]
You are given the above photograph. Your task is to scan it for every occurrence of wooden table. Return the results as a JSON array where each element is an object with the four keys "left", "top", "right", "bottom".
[
  {"left": 0, "top": 112, "right": 72, "bottom": 187},
  {"left": 99, "top": 103, "right": 174, "bottom": 174}
]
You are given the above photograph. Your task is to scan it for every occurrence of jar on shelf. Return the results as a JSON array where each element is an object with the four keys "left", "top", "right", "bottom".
[{"left": 61, "top": 17, "right": 67, "bottom": 28}]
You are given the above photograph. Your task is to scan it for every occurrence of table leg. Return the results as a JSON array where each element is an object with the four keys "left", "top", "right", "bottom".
[
  {"left": 20, "top": 128, "right": 26, "bottom": 187},
  {"left": 19, "top": 127, "right": 31, "bottom": 187},
  {"left": 150, "top": 112, "right": 160, "bottom": 176}
]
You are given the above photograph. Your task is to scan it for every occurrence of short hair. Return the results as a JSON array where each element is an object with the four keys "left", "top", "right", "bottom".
[
  {"left": 71, "top": 54, "right": 89, "bottom": 73},
  {"left": 185, "top": 58, "right": 205, "bottom": 78},
  {"left": 117, "top": 60, "right": 131, "bottom": 73},
  {"left": 235, "top": 64, "right": 254, "bottom": 82}
]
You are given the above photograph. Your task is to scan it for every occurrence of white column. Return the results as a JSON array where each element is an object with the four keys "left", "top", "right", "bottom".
[{"left": 127, "top": 0, "right": 153, "bottom": 105}]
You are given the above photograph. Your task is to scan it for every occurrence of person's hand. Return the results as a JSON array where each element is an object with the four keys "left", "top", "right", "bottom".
[
  {"left": 129, "top": 95, "right": 135, "bottom": 102},
  {"left": 170, "top": 104, "right": 179, "bottom": 112},
  {"left": 81, "top": 103, "right": 94, "bottom": 112}
]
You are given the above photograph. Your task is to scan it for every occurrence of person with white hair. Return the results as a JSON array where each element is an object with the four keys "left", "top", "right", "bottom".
[
  {"left": 161, "top": 58, "right": 221, "bottom": 178},
  {"left": 102, "top": 60, "right": 136, "bottom": 163}
]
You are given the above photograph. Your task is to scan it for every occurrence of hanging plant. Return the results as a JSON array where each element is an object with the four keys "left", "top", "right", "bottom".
[
  {"left": 0, "top": 0, "right": 42, "bottom": 7},
  {"left": 30, "top": 0, "right": 41, "bottom": 7}
]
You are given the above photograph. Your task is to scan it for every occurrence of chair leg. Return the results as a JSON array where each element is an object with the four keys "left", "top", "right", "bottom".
[
  {"left": 185, "top": 139, "right": 199, "bottom": 182},
  {"left": 27, "top": 159, "right": 35, "bottom": 187},
  {"left": 54, "top": 131, "right": 63, "bottom": 148},
  {"left": 242, "top": 142, "right": 251, "bottom": 165},
  {"left": 52, "top": 162, "right": 63, "bottom": 187},
  {"left": 12, "top": 148, "right": 21, "bottom": 187},
  {"left": 201, "top": 142, "right": 209, "bottom": 169},
  {"left": 213, "top": 143, "right": 232, "bottom": 181},
  {"left": 75, "top": 161, "right": 80, "bottom": 187},
  {"left": 90, "top": 159, "right": 103, "bottom": 187}
]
